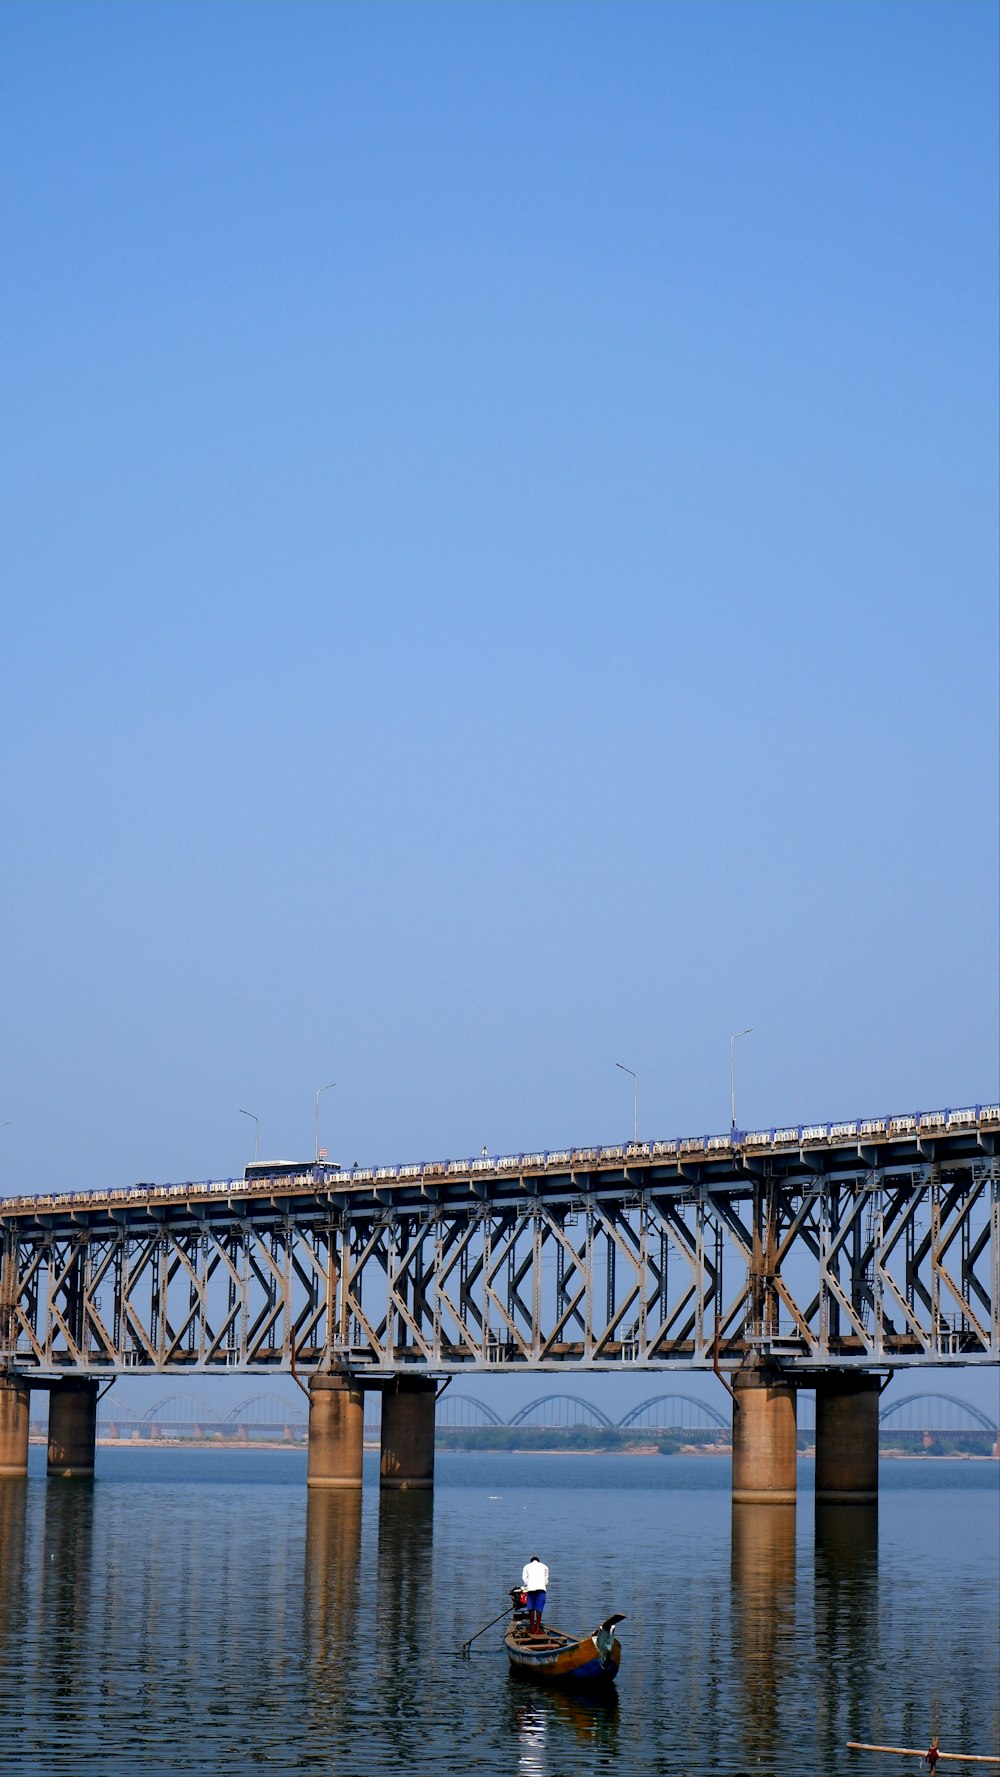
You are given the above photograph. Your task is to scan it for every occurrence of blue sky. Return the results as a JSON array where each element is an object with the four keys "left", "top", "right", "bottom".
[{"left": 2, "top": 0, "right": 997, "bottom": 1195}]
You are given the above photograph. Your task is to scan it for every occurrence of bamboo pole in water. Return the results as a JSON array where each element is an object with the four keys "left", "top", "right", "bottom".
[{"left": 846, "top": 1744, "right": 1000, "bottom": 1764}]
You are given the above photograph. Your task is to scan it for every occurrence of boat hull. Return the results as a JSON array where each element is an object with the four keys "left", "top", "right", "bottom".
[{"left": 504, "top": 1620, "right": 622, "bottom": 1688}]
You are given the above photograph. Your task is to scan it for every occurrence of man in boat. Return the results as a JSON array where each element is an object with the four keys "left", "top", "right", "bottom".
[{"left": 521, "top": 1555, "right": 549, "bottom": 1638}]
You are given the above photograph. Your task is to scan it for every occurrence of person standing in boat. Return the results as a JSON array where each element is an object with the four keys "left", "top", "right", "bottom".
[{"left": 521, "top": 1555, "right": 549, "bottom": 1637}]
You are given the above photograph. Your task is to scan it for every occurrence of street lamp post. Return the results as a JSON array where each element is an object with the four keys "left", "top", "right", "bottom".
[
  {"left": 616, "top": 1063, "right": 638, "bottom": 1143},
  {"left": 729, "top": 1029, "right": 752, "bottom": 1132},
  {"left": 315, "top": 1082, "right": 336, "bottom": 1163},
  {"left": 238, "top": 1108, "right": 260, "bottom": 1164}
]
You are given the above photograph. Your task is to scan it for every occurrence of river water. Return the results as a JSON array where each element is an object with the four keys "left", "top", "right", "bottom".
[{"left": 0, "top": 1448, "right": 996, "bottom": 1777}]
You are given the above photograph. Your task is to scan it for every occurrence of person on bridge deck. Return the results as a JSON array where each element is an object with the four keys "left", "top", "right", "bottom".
[
  {"left": 925, "top": 1739, "right": 940, "bottom": 1772},
  {"left": 521, "top": 1556, "right": 549, "bottom": 1637}
]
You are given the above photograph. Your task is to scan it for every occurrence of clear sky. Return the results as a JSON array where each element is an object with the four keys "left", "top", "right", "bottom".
[{"left": 2, "top": 0, "right": 997, "bottom": 1197}]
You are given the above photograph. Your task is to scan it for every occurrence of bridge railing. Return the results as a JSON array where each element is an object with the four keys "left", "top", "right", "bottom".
[{"left": 1, "top": 1103, "right": 996, "bottom": 1214}]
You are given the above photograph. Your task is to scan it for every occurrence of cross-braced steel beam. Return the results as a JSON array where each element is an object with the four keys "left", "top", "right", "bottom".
[{"left": 2, "top": 1147, "right": 995, "bottom": 1377}]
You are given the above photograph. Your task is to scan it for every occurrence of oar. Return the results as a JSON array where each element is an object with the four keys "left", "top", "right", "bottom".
[
  {"left": 846, "top": 1744, "right": 999, "bottom": 1764},
  {"left": 460, "top": 1603, "right": 515, "bottom": 1655}
]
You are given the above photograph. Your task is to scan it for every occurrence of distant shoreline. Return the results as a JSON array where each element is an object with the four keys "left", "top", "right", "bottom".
[{"left": 27, "top": 1436, "right": 996, "bottom": 1460}]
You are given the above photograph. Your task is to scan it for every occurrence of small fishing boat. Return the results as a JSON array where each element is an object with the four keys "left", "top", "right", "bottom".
[{"left": 504, "top": 1597, "right": 624, "bottom": 1688}]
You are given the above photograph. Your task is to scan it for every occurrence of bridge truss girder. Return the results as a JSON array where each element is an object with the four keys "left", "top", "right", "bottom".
[{"left": 1, "top": 1161, "right": 996, "bottom": 1376}]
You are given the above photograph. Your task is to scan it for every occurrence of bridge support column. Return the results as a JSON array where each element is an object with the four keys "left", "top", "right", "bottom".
[
  {"left": 815, "top": 1374, "right": 880, "bottom": 1505},
  {"left": 47, "top": 1378, "right": 98, "bottom": 1478},
  {"left": 380, "top": 1377, "right": 436, "bottom": 1491},
  {"left": 0, "top": 1374, "right": 30, "bottom": 1478},
  {"left": 307, "top": 1374, "right": 365, "bottom": 1489},
  {"left": 732, "top": 1369, "right": 797, "bottom": 1506}
]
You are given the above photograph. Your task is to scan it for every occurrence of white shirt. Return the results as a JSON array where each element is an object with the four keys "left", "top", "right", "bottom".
[{"left": 522, "top": 1559, "right": 549, "bottom": 1591}]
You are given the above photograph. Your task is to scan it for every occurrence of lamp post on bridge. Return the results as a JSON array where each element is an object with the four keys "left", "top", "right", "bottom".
[
  {"left": 729, "top": 1029, "right": 752, "bottom": 1133},
  {"left": 238, "top": 1108, "right": 260, "bottom": 1164},
  {"left": 315, "top": 1082, "right": 336, "bottom": 1163},
  {"left": 616, "top": 1063, "right": 637, "bottom": 1143}
]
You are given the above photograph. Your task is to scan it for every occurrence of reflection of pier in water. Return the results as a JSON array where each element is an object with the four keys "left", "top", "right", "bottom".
[
  {"left": 731, "top": 1503, "right": 798, "bottom": 1769},
  {"left": 375, "top": 1492, "right": 435, "bottom": 1762},
  {"left": 42, "top": 1479, "right": 97, "bottom": 1718},
  {"left": 0, "top": 1477, "right": 98, "bottom": 1741},
  {"left": 732, "top": 1500, "right": 884, "bottom": 1770},
  {"left": 0, "top": 1479, "right": 28, "bottom": 1675},
  {"left": 813, "top": 1503, "right": 879, "bottom": 1759},
  {"left": 304, "top": 1488, "right": 363, "bottom": 1724}
]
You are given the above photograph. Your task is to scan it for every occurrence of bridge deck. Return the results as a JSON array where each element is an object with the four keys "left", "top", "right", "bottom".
[{"left": 1, "top": 1103, "right": 996, "bottom": 1226}]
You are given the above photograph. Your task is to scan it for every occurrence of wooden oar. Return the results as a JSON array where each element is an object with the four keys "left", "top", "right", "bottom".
[
  {"left": 847, "top": 1743, "right": 999, "bottom": 1764},
  {"left": 459, "top": 1603, "right": 514, "bottom": 1654}
]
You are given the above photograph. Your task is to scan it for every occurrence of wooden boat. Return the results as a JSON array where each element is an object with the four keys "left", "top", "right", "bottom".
[{"left": 504, "top": 1609, "right": 624, "bottom": 1687}]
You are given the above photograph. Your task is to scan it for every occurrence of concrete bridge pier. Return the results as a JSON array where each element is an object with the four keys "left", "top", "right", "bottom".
[
  {"left": 0, "top": 1374, "right": 30, "bottom": 1478},
  {"left": 307, "top": 1374, "right": 365, "bottom": 1489},
  {"left": 380, "top": 1377, "right": 436, "bottom": 1491},
  {"left": 732, "top": 1368, "right": 797, "bottom": 1506},
  {"left": 47, "top": 1378, "right": 99, "bottom": 1478},
  {"left": 815, "top": 1374, "right": 881, "bottom": 1505}
]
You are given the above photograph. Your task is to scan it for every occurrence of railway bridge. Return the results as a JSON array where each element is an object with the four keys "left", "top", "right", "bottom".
[{"left": 1, "top": 1102, "right": 997, "bottom": 1508}]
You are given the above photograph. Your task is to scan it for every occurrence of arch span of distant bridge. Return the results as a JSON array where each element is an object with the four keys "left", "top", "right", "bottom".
[
  {"left": 141, "top": 1393, "right": 216, "bottom": 1424},
  {"left": 223, "top": 1394, "right": 307, "bottom": 1426},
  {"left": 618, "top": 1394, "right": 729, "bottom": 1430},
  {"left": 879, "top": 1392, "right": 998, "bottom": 1434},
  {"left": 508, "top": 1395, "right": 614, "bottom": 1429},
  {"left": 435, "top": 1394, "right": 505, "bottom": 1426}
]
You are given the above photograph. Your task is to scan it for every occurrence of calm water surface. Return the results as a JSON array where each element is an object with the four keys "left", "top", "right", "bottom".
[{"left": 0, "top": 1449, "right": 996, "bottom": 1776}]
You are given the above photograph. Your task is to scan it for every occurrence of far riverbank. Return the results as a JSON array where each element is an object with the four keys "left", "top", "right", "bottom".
[{"left": 27, "top": 1435, "right": 997, "bottom": 1459}]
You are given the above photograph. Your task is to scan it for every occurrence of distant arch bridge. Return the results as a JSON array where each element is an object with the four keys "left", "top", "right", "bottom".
[
  {"left": 88, "top": 1386, "right": 998, "bottom": 1441},
  {"left": 96, "top": 1391, "right": 307, "bottom": 1438},
  {"left": 436, "top": 1389, "right": 998, "bottom": 1436},
  {"left": 436, "top": 1391, "right": 731, "bottom": 1432}
]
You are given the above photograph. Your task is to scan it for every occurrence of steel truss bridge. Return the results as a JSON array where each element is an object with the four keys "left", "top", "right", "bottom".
[{"left": 1, "top": 1106, "right": 997, "bottom": 1380}]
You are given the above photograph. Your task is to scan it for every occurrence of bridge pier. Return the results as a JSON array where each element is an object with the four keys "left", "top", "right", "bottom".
[
  {"left": 0, "top": 1374, "right": 30, "bottom": 1478},
  {"left": 814, "top": 1374, "right": 880, "bottom": 1505},
  {"left": 732, "top": 1369, "right": 797, "bottom": 1506},
  {"left": 307, "top": 1374, "right": 365, "bottom": 1489},
  {"left": 380, "top": 1377, "right": 436, "bottom": 1491},
  {"left": 47, "top": 1378, "right": 99, "bottom": 1478}
]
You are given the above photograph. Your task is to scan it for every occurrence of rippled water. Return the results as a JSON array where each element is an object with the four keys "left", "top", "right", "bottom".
[{"left": 0, "top": 1449, "right": 996, "bottom": 1775}]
